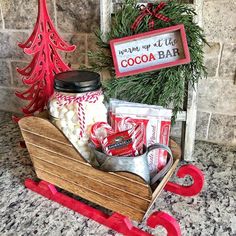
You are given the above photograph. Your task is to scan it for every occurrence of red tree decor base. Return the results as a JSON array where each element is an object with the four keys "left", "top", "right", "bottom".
[{"left": 15, "top": 0, "right": 76, "bottom": 116}]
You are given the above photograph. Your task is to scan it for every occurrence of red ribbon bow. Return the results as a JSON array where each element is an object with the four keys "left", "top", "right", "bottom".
[{"left": 131, "top": 2, "right": 171, "bottom": 31}]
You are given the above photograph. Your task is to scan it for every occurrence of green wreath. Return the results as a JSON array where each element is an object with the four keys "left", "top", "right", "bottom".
[{"left": 89, "top": 0, "right": 207, "bottom": 121}]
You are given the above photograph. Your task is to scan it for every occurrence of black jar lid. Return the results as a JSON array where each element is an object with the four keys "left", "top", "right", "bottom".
[{"left": 54, "top": 70, "right": 101, "bottom": 93}]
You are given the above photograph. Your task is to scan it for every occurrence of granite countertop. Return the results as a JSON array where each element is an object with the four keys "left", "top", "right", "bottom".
[{"left": 0, "top": 111, "right": 235, "bottom": 236}]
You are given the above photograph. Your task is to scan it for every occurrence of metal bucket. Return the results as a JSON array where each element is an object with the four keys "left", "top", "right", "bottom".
[{"left": 89, "top": 143, "right": 173, "bottom": 185}]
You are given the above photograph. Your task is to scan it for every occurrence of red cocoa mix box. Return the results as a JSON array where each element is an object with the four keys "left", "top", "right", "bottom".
[
  {"left": 112, "top": 104, "right": 172, "bottom": 177},
  {"left": 109, "top": 99, "right": 163, "bottom": 129}
]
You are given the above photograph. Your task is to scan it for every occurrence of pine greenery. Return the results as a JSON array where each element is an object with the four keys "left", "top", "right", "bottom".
[{"left": 89, "top": 0, "right": 207, "bottom": 120}]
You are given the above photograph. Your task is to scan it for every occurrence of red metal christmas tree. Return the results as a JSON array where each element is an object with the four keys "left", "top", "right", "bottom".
[{"left": 15, "top": 0, "right": 76, "bottom": 116}]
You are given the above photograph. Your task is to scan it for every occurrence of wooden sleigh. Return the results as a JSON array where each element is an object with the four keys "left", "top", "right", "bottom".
[
  {"left": 18, "top": 113, "right": 204, "bottom": 236},
  {"left": 19, "top": 113, "right": 181, "bottom": 222}
]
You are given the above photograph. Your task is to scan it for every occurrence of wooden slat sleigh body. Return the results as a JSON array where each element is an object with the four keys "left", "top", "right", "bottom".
[{"left": 19, "top": 115, "right": 181, "bottom": 222}]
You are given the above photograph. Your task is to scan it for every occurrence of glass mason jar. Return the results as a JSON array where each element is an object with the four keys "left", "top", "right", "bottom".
[{"left": 48, "top": 70, "right": 107, "bottom": 163}]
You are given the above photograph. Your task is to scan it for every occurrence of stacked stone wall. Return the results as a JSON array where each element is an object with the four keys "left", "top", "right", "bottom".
[{"left": 0, "top": 0, "right": 235, "bottom": 145}]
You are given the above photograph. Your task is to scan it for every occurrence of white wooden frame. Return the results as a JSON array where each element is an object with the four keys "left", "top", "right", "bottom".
[{"left": 100, "top": 0, "right": 202, "bottom": 161}]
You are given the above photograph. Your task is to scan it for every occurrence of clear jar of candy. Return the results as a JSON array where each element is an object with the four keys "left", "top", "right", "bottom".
[{"left": 48, "top": 70, "right": 107, "bottom": 162}]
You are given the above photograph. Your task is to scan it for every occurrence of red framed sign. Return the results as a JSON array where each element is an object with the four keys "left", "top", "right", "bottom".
[{"left": 110, "top": 24, "right": 191, "bottom": 78}]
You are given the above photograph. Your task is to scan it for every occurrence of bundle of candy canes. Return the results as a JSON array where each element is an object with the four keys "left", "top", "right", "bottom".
[
  {"left": 90, "top": 120, "right": 144, "bottom": 157},
  {"left": 90, "top": 99, "right": 172, "bottom": 177}
]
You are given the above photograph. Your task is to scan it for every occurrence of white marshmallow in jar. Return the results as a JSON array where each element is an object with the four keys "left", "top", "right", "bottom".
[{"left": 48, "top": 70, "right": 107, "bottom": 163}]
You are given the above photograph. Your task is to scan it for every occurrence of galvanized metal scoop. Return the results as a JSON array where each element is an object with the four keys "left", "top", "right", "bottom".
[{"left": 89, "top": 143, "right": 173, "bottom": 185}]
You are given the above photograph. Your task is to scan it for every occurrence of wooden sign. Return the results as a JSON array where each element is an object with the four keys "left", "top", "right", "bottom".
[{"left": 110, "top": 24, "right": 191, "bottom": 78}]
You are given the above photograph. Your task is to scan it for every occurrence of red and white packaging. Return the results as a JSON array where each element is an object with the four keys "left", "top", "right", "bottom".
[
  {"left": 109, "top": 99, "right": 163, "bottom": 130},
  {"left": 101, "top": 123, "right": 144, "bottom": 157},
  {"left": 113, "top": 104, "right": 172, "bottom": 177},
  {"left": 90, "top": 120, "right": 144, "bottom": 156},
  {"left": 92, "top": 99, "right": 172, "bottom": 171}
]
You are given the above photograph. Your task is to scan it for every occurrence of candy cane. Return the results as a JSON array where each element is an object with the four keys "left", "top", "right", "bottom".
[
  {"left": 90, "top": 122, "right": 113, "bottom": 147},
  {"left": 118, "top": 117, "right": 136, "bottom": 132}
]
